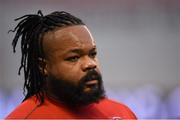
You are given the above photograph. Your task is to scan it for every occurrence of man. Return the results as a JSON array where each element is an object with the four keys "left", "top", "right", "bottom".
[{"left": 6, "top": 10, "right": 136, "bottom": 119}]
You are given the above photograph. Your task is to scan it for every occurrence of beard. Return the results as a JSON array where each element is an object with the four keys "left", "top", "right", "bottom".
[{"left": 45, "top": 69, "right": 106, "bottom": 107}]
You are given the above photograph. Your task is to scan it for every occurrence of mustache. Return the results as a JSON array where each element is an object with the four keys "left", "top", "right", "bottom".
[{"left": 80, "top": 69, "right": 102, "bottom": 84}]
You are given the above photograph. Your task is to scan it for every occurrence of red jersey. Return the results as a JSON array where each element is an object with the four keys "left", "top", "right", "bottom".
[{"left": 6, "top": 96, "right": 136, "bottom": 119}]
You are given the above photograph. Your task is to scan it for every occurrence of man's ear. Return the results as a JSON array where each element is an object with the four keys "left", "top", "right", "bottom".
[{"left": 38, "top": 58, "right": 48, "bottom": 76}]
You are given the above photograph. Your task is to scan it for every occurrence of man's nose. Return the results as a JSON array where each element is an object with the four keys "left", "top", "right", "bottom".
[{"left": 81, "top": 56, "right": 97, "bottom": 72}]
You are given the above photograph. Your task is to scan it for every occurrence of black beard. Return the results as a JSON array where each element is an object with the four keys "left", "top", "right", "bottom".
[{"left": 45, "top": 69, "right": 106, "bottom": 107}]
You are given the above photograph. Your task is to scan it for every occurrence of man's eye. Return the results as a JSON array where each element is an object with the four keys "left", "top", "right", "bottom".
[
  {"left": 89, "top": 52, "right": 97, "bottom": 58},
  {"left": 66, "top": 56, "right": 79, "bottom": 62}
]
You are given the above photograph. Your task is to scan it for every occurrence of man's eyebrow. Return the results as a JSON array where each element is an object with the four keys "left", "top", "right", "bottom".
[
  {"left": 66, "top": 48, "right": 83, "bottom": 54},
  {"left": 66, "top": 46, "right": 97, "bottom": 54}
]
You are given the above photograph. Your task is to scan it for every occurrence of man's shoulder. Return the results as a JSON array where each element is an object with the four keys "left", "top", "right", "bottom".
[
  {"left": 96, "top": 98, "right": 137, "bottom": 119},
  {"left": 6, "top": 96, "right": 39, "bottom": 119},
  {"left": 99, "top": 98, "right": 129, "bottom": 108},
  {"left": 6, "top": 96, "right": 76, "bottom": 119}
]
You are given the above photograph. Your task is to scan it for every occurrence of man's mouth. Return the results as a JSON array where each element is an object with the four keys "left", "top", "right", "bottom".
[
  {"left": 85, "top": 80, "right": 98, "bottom": 85},
  {"left": 84, "top": 80, "right": 98, "bottom": 92}
]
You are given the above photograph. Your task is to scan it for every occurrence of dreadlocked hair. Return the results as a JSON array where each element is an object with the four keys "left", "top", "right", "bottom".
[{"left": 10, "top": 10, "right": 85, "bottom": 104}]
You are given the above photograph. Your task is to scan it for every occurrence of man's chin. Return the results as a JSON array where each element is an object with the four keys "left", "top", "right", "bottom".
[
  {"left": 72, "top": 86, "right": 106, "bottom": 107},
  {"left": 71, "top": 94, "right": 105, "bottom": 107},
  {"left": 46, "top": 72, "right": 106, "bottom": 107}
]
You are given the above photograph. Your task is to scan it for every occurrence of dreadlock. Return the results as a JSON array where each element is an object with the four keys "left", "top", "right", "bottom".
[{"left": 10, "top": 10, "right": 85, "bottom": 104}]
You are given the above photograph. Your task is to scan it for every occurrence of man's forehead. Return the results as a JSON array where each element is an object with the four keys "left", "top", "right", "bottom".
[
  {"left": 53, "top": 25, "right": 94, "bottom": 42},
  {"left": 43, "top": 25, "right": 96, "bottom": 54},
  {"left": 44, "top": 25, "right": 94, "bottom": 42}
]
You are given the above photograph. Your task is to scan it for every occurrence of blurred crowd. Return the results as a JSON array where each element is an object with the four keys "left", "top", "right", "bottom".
[
  {"left": 1, "top": 85, "right": 180, "bottom": 119},
  {"left": 107, "top": 85, "right": 180, "bottom": 119}
]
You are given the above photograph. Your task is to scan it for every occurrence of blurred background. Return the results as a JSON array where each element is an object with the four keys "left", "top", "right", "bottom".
[{"left": 0, "top": 0, "right": 180, "bottom": 119}]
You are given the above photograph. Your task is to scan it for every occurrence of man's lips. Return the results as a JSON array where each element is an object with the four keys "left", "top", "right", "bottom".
[
  {"left": 83, "top": 80, "right": 98, "bottom": 92},
  {"left": 85, "top": 80, "right": 98, "bottom": 85}
]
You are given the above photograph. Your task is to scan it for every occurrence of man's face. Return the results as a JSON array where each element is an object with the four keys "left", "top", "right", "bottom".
[{"left": 42, "top": 25, "right": 105, "bottom": 106}]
